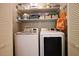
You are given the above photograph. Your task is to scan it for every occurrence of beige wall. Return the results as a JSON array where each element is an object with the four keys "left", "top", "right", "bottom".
[
  {"left": 20, "top": 21, "right": 55, "bottom": 31},
  {"left": 0, "top": 4, "right": 13, "bottom": 56},
  {"left": 13, "top": 4, "right": 21, "bottom": 33}
]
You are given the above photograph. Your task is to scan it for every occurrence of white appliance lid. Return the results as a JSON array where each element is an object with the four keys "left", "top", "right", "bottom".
[{"left": 40, "top": 30, "right": 64, "bottom": 35}]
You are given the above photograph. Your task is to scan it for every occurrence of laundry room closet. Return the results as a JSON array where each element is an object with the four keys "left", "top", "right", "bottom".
[
  {"left": 13, "top": 3, "right": 67, "bottom": 56},
  {"left": 0, "top": 3, "right": 79, "bottom": 56}
]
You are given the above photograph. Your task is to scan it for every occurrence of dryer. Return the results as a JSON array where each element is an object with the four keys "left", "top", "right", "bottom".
[{"left": 40, "top": 30, "right": 65, "bottom": 56}]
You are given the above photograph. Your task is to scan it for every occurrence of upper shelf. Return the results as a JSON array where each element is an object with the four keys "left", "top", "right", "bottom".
[{"left": 17, "top": 7, "right": 60, "bottom": 14}]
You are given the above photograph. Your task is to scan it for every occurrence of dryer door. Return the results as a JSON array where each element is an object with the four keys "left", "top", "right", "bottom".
[
  {"left": 44, "top": 37, "right": 62, "bottom": 56},
  {"left": 40, "top": 34, "right": 64, "bottom": 56}
]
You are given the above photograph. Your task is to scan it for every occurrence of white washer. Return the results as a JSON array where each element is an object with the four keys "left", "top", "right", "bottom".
[
  {"left": 40, "top": 30, "right": 65, "bottom": 56},
  {"left": 15, "top": 28, "right": 39, "bottom": 56}
]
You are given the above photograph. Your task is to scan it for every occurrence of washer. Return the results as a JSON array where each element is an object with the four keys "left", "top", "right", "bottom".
[{"left": 15, "top": 28, "right": 39, "bottom": 56}]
